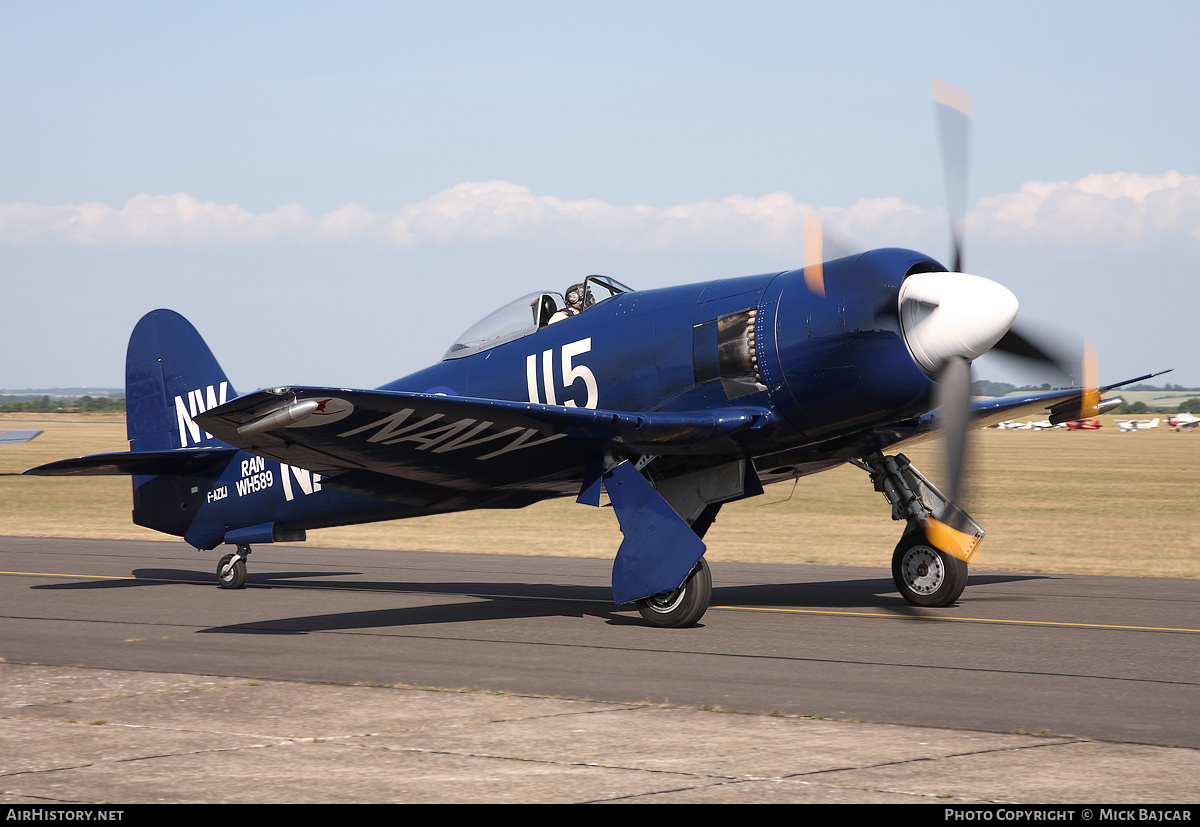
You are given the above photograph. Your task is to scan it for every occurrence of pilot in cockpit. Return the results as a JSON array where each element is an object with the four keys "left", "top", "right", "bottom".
[{"left": 548, "top": 282, "right": 594, "bottom": 324}]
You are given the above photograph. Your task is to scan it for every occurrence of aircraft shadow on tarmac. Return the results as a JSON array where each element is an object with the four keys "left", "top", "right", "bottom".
[{"left": 30, "top": 567, "right": 1055, "bottom": 632}]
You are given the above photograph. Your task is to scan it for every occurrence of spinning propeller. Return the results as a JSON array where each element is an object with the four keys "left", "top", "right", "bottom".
[
  {"left": 909, "top": 79, "right": 1100, "bottom": 551},
  {"left": 800, "top": 80, "right": 1100, "bottom": 547}
]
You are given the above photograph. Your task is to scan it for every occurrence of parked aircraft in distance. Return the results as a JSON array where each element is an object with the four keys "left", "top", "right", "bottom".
[
  {"left": 1064, "top": 419, "right": 1101, "bottom": 430},
  {"left": 1117, "top": 418, "right": 1160, "bottom": 432},
  {"left": 1169, "top": 412, "right": 1199, "bottom": 432}
]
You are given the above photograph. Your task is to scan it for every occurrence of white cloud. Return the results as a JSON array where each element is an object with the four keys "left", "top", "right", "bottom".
[
  {"left": 0, "top": 194, "right": 313, "bottom": 246},
  {"left": 3, "top": 172, "right": 1197, "bottom": 253},
  {"left": 971, "top": 171, "right": 1200, "bottom": 250}
]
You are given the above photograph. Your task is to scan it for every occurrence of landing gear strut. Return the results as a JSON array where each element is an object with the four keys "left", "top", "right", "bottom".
[
  {"left": 217, "top": 544, "right": 250, "bottom": 589},
  {"left": 863, "top": 452, "right": 982, "bottom": 608}
]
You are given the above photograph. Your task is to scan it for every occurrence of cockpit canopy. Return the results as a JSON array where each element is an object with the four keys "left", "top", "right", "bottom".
[{"left": 442, "top": 275, "right": 633, "bottom": 360}]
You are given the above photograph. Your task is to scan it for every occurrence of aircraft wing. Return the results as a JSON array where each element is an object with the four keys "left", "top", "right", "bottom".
[
  {"left": 964, "top": 373, "right": 1161, "bottom": 428},
  {"left": 859, "top": 372, "right": 1166, "bottom": 457},
  {"left": 194, "top": 387, "right": 773, "bottom": 497},
  {"left": 0, "top": 430, "right": 42, "bottom": 444}
]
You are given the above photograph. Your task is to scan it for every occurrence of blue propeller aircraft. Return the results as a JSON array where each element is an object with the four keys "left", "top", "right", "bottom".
[{"left": 25, "top": 84, "right": 1160, "bottom": 627}]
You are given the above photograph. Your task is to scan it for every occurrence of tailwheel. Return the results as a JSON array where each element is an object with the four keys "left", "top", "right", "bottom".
[
  {"left": 217, "top": 544, "right": 250, "bottom": 590},
  {"left": 635, "top": 558, "right": 712, "bottom": 627},
  {"left": 892, "top": 533, "right": 967, "bottom": 607}
]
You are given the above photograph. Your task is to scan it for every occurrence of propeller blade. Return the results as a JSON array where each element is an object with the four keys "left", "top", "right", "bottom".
[
  {"left": 933, "top": 78, "right": 972, "bottom": 273},
  {"left": 925, "top": 353, "right": 985, "bottom": 558},
  {"left": 991, "top": 325, "right": 1078, "bottom": 382},
  {"left": 924, "top": 353, "right": 981, "bottom": 558},
  {"left": 1081, "top": 341, "right": 1099, "bottom": 418},
  {"left": 923, "top": 80, "right": 984, "bottom": 557},
  {"left": 934, "top": 354, "right": 972, "bottom": 506},
  {"left": 803, "top": 210, "right": 825, "bottom": 297}
]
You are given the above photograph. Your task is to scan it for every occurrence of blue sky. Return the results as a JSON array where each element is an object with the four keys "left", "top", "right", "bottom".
[{"left": 3, "top": 1, "right": 1197, "bottom": 391}]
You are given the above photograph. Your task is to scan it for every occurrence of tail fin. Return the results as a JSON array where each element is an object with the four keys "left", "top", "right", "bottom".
[
  {"left": 26, "top": 310, "right": 239, "bottom": 542},
  {"left": 126, "top": 310, "right": 236, "bottom": 452},
  {"left": 125, "top": 311, "right": 237, "bottom": 540}
]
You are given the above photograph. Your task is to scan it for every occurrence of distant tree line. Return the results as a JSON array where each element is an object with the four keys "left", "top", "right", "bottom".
[
  {"left": 971, "top": 380, "right": 1078, "bottom": 396},
  {"left": 0, "top": 395, "right": 126, "bottom": 413},
  {"left": 1113, "top": 399, "right": 1200, "bottom": 415},
  {"left": 1125, "top": 383, "right": 1195, "bottom": 392},
  {"left": 972, "top": 380, "right": 1044, "bottom": 397}
]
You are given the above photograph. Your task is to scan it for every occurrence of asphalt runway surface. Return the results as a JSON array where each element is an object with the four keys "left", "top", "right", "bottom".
[{"left": 3, "top": 535, "right": 1199, "bottom": 804}]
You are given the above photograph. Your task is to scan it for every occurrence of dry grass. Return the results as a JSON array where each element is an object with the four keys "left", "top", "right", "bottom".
[{"left": 2, "top": 412, "right": 1197, "bottom": 577}]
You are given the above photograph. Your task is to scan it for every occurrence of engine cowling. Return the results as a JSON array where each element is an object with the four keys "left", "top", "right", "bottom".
[{"left": 757, "top": 248, "right": 945, "bottom": 440}]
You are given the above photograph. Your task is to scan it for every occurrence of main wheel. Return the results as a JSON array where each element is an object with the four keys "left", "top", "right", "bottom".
[
  {"left": 892, "top": 533, "right": 967, "bottom": 607},
  {"left": 635, "top": 558, "right": 712, "bottom": 627},
  {"left": 216, "top": 553, "right": 247, "bottom": 590}
]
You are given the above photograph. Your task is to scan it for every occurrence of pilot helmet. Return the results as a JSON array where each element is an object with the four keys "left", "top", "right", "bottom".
[{"left": 565, "top": 283, "right": 587, "bottom": 309}]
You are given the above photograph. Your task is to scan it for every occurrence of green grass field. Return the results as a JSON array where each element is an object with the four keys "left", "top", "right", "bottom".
[{"left": 2, "top": 412, "right": 1197, "bottom": 577}]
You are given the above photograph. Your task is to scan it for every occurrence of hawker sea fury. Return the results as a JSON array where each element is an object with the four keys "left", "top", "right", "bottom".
[{"left": 26, "top": 83, "right": 1165, "bottom": 626}]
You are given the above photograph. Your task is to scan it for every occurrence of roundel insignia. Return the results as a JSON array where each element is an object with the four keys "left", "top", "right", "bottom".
[{"left": 286, "top": 397, "right": 354, "bottom": 428}]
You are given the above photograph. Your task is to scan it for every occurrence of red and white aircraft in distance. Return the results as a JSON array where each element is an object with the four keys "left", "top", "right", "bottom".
[{"left": 1169, "top": 412, "right": 1199, "bottom": 432}]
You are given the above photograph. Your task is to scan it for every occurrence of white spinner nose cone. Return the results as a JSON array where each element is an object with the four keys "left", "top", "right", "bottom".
[{"left": 899, "top": 272, "right": 1019, "bottom": 377}]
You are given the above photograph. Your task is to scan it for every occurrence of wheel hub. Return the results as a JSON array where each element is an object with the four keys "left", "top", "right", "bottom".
[
  {"left": 643, "top": 586, "right": 686, "bottom": 614},
  {"left": 902, "top": 546, "right": 944, "bottom": 595}
]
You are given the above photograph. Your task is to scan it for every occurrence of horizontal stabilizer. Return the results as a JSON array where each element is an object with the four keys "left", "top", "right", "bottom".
[
  {"left": 0, "top": 430, "right": 42, "bottom": 445},
  {"left": 25, "top": 448, "right": 238, "bottom": 477}
]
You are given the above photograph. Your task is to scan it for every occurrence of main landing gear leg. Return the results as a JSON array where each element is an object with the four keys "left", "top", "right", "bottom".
[
  {"left": 635, "top": 558, "right": 713, "bottom": 627},
  {"left": 862, "top": 452, "right": 983, "bottom": 608},
  {"left": 632, "top": 501, "right": 723, "bottom": 627},
  {"left": 217, "top": 544, "right": 250, "bottom": 590}
]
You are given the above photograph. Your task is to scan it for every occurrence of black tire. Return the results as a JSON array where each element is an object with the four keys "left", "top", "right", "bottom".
[
  {"left": 892, "top": 533, "right": 967, "bottom": 607},
  {"left": 216, "top": 553, "right": 247, "bottom": 590},
  {"left": 635, "top": 558, "right": 712, "bottom": 627}
]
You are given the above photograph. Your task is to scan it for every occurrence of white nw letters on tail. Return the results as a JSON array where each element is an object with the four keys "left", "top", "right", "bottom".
[{"left": 174, "top": 382, "right": 229, "bottom": 447}]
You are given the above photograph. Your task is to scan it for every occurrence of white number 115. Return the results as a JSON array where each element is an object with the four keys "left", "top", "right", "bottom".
[{"left": 526, "top": 338, "right": 598, "bottom": 409}]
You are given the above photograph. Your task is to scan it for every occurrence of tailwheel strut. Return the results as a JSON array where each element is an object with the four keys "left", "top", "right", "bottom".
[{"left": 217, "top": 544, "right": 250, "bottom": 590}]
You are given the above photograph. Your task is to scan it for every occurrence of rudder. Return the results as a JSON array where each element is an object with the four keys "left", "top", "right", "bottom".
[
  {"left": 126, "top": 310, "right": 236, "bottom": 452},
  {"left": 125, "top": 310, "right": 236, "bottom": 541}
]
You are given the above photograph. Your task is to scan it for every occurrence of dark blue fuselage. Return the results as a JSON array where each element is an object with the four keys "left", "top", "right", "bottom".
[
  {"left": 129, "top": 248, "right": 945, "bottom": 549},
  {"left": 384, "top": 247, "right": 939, "bottom": 450}
]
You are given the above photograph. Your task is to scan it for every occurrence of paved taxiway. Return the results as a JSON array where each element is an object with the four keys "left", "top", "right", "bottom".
[{"left": 2, "top": 536, "right": 1199, "bottom": 803}]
